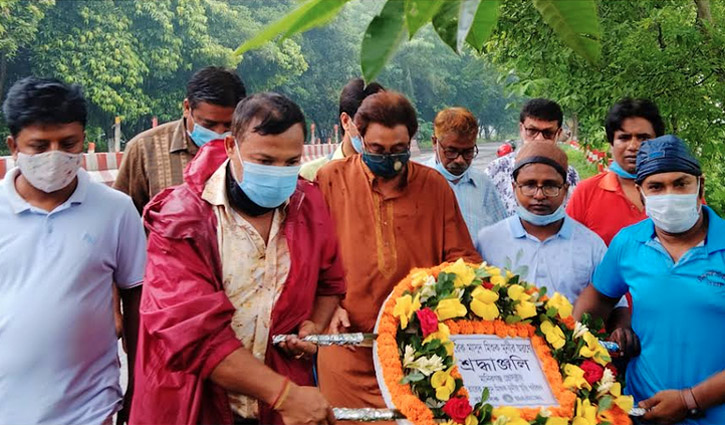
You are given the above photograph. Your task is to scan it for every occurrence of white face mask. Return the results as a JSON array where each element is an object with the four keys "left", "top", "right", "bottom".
[
  {"left": 643, "top": 181, "right": 701, "bottom": 234},
  {"left": 16, "top": 150, "right": 82, "bottom": 193}
]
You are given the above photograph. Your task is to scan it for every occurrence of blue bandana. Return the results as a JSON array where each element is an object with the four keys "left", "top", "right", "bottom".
[{"left": 636, "top": 135, "right": 701, "bottom": 184}]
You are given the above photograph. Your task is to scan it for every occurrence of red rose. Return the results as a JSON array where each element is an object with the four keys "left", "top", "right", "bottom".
[
  {"left": 416, "top": 308, "right": 438, "bottom": 338},
  {"left": 442, "top": 397, "right": 472, "bottom": 423},
  {"left": 482, "top": 281, "right": 494, "bottom": 289},
  {"left": 580, "top": 360, "right": 604, "bottom": 385}
]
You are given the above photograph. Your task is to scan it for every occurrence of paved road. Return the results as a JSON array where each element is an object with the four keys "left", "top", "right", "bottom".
[{"left": 117, "top": 142, "right": 503, "bottom": 395}]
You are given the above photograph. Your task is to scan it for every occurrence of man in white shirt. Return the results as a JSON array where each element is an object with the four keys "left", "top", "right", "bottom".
[{"left": 0, "top": 77, "right": 146, "bottom": 424}]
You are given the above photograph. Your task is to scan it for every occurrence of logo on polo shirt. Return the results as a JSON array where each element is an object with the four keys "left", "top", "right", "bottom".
[{"left": 698, "top": 271, "right": 725, "bottom": 288}]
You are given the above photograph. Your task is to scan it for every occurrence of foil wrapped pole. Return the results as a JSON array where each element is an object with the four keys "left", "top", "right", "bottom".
[
  {"left": 332, "top": 407, "right": 646, "bottom": 421},
  {"left": 333, "top": 408, "right": 405, "bottom": 421},
  {"left": 272, "top": 333, "right": 621, "bottom": 352},
  {"left": 271, "top": 332, "right": 375, "bottom": 347}
]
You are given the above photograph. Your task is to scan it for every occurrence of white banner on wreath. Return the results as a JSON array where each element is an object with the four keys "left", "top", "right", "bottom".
[{"left": 449, "top": 335, "right": 559, "bottom": 408}]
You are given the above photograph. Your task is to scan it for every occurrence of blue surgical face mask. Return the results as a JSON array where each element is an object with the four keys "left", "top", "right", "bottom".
[
  {"left": 434, "top": 150, "right": 469, "bottom": 182},
  {"left": 362, "top": 150, "right": 411, "bottom": 179},
  {"left": 642, "top": 181, "right": 701, "bottom": 233},
  {"left": 188, "top": 123, "right": 230, "bottom": 147},
  {"left": 233, "top": 141, "right": 300, "bottom": 208},
  {"left": 515, "top": 203, "right": 567, "bottom": 226},
  {"left": 350, "top": 135, "right": 364, "bottom": 154},
  {"left": 609, "top": 161, "right": 637, "bottom": 179}
]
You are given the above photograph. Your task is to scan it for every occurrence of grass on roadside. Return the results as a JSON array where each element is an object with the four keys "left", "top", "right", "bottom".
[{"left": 561, "top": 144, "right": 601, "bottom": 180}]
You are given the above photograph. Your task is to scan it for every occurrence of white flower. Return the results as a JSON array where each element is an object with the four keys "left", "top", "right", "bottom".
[
  {"left": 407, "top": 354, "right": 445, "bottom": 376},
  {"left": 419, "top": 276, "right": 437, "bottom": 302},
  {"left": 573, "top": 322, "right": 589, "bottom": 339},
  {"left": 596, "top": 368, "right": 616, "bottom": 398},
  {"left": 538, "top": 408, "right": 552, "bottom": 417},
  {"left": 402, "top": 345, "right": 417, "bottom": 367},
  {"left": 454, "top": 288, "right": 465, "bottom": 300}
]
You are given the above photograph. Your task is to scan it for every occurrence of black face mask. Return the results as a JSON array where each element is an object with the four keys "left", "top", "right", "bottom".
[{"left": 225, "top": 162, "right": 274, "bottom": 217}]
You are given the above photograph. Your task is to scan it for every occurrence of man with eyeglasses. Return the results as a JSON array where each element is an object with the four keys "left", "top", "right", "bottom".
[
  {"left": 423, "top": 107, "right": 506, "bottom": 240},
  {"left": 315, "top": 92, "right": 480, "bottom": 420},
  {"left": 476, "top": 142, "right": 629, "bottom": 321},
  {"left": 485, "top": 98, "right": 580, "bottom": 215}
]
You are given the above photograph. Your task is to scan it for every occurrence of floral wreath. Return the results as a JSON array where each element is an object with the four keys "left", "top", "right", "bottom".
[{"left": 375, "top": 259, "right": 634, "bottom": 425}]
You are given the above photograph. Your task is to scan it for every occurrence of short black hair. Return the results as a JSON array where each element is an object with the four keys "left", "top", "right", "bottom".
[
  {"left": 519, "top": 98, "right": 563, "bottom": 128},
  {"left": 186, "top": 66, "right": 246, "bottom": 109},
  {"left": 2, "top": 77, "right": 87, "bottom": 137},
  {"left": 605, "top": 98, "right": 665, "bottom": 144},
  {"left": 232, "top": 92, "right": 307, "bottom": 141},
  {"left": 339, "top": 77, "right": 385, "bottom": 135}
]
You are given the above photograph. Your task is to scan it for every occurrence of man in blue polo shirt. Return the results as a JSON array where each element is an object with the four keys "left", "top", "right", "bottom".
[
  {"left": 574, "top": 135, "right": 725, "bottom": 424},
  {"left": 0, "top": 77, "right": 146, "bottom": 424}
]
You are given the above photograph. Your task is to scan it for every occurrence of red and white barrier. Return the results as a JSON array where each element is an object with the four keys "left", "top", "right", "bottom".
[
  {"left": 567, "top": 140, "right": 609, "bottom": 172},
  {"left": 0, "top": 143, "right": 340, "bottom": 186}
]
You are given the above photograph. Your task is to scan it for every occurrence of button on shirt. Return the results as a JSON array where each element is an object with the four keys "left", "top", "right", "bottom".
[
  {"left": 202, "top": 161, "right": 291, "bottom": 419},
  {"left": 0, "top": 168, "right": 146, "bottom": 425},
  {"left": 593, "top": 206, "right": 725, "bottom": 425},
  {"left": 475, "top": 215, "right": 611, "bottom": 304},
  {"left": 423, "top": 157, "right": 507, "bottom": 240}
]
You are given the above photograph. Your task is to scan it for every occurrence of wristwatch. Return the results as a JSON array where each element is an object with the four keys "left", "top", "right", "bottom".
[{"left": 682, "top": 388, "right": 705, "bottom": 418}]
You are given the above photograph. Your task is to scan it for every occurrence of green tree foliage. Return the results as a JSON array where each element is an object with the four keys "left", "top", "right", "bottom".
[
  {"left": 0, "top": 0, "right": 308, "bottom": 150},
  {"left": 486, "top": 0, "right": 725, "bottom": 214},
  {"left": 0, "top": 0, "right": 517, "bottom": 152},
  {"left": 236, "top": 0, "right": 603, "bottom": 82}
]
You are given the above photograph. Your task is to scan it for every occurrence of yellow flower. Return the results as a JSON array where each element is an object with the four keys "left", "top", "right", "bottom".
[
  {"left": 465, "top": 415, "right": 479, "bottom": 425},
  {"left": 443, "top": 258, "right": 477, "bottom": 288},
  {"left": 546, "top": 417, "right": 569, "bottom": 425},
  {"left": 563, "top": 364, "right": 592, "bottom": 391},
  {"left": 431, "top": 369, "right": 456, "bottom": 401},
  {"left": 410, "top": 269, "right": 431, "bottom": 288},
  {"left": 507, "top": 284, "right": 530, "bottom": 302},
  {"left": 579, "top": 332, "right": 611, "bottom": 366},
  {"left": 516, "top": 300, "right": 537, "bottom": 319},
  {"left": 393, "top": 293, "right": 421, "bottom": 329},
  {"left": 491, "top": 406, "right": 528, "bottom": 425},
  {"left": 483, "top": 264, "right": 502, "bottom": 276},
  {"left": 423, "top": 322, "right": 451, "bottom": 344},
  {"left": 540, "top": 321, "right": 566, "bottom": 350},
  {"left": 572, "top": 398, "right": 597, "bottom": 425},
  {"left": 470, "top": 286, "right": 500, "bottom": 320},
  {"left": 436, "top": 298, "right": 467, "bottom": 321},
  {"left": 545, "top": 292, "right": 573, "bottom": 318},
  {"left": 609, "top": 382, "right": 635, "bottom": 413},
  {"left": 490, "top": 274, "right": 507, "bottom": 286}
]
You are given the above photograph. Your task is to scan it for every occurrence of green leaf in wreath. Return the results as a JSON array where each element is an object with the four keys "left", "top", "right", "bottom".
[
  {"left": 481, "top": 387, "right": 490, "bottom": 403},
  {"left": 546, "top": 307, "right": 558, "bottom": 318},
  {"left": 475, "top": 268, "right": 491, "bottom": 279},
  {"left": 597, "top": 395, "right": 613, "bottom": 413},
  {"left": 505, "top": 314, "right": 522, "bottom": 324},
  {"left": 400, "top": 371, "right": 426, "bottom": 384}
]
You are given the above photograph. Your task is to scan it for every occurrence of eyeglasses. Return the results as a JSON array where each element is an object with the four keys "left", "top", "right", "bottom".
[
  {"left": 516, "top": 183, "right": 564, "bottom": 198},
  {"left": 363, "top": 151, "right": 410, "bottom": 163},
  {"left": 435, "top": 138, "right": 478, "bottom": 160},
  {"left": 523, "top": 127, "right": 559, "bottom": 141}
]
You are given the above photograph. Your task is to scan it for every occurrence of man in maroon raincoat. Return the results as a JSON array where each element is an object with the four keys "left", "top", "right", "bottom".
[{"left": 130, "top": 93, "right": 345, "bottom": 425}]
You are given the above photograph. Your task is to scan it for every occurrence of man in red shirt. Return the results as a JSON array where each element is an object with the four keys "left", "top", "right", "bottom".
[{"left": 567, "top": 98, "right": 664, "bottom": 245}]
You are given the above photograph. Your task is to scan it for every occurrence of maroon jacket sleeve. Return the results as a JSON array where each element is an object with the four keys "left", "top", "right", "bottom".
[{"left": 141, "top": 230, "right": 242, "bottom": 379}]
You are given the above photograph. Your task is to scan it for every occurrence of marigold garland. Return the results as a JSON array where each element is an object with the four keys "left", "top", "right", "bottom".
[{"left": 375, "top": 259, "right": 633, "bottom": 425}]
